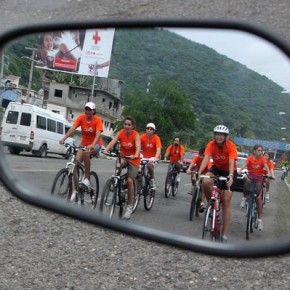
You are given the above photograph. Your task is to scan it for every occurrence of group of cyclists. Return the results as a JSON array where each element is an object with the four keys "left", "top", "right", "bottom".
[{"left": 59, "top": 102, "right": 276, "bottom": 241}]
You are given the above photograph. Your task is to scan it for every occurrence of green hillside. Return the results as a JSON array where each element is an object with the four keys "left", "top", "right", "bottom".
[{"left": 109, "top": 28, "right": 289, "bottom": 148}]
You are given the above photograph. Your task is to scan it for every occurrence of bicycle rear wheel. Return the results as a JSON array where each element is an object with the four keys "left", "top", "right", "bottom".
[
  {"left": 144, "top": 182, "right": 155, "bottom": 211},
  {"left": 132, "top": 178, "right": 139, "bottom": 213},
  {"left": 51, "top": 168, "right": 71, "bottom": 199},
  {"left": 99, "top": 179, "right": 117, "bottom": 218}
]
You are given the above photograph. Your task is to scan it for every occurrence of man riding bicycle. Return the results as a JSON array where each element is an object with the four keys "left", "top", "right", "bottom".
[
  {"left": 60, "top": 102, "right": 103, "bottom": 189},
  {"left": 103, "top": 116, "right": 141, "bottom": 220},
  {"left": 140, "top": 123, "right": 162, "bottom": 190},
  {"left": 164, "top": 136, "right": 185, "bottom": 183},
  {"left": 197, "top": 125, "right": 237, "bottom": 242}
]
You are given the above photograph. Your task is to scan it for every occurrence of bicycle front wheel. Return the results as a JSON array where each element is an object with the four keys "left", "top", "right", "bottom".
[
  {"left": 51, "top": 168, "right": 71, "bottom": 200},
  {"left": 246, "top": 199, "right": 253, "bottom": 240},
  {"left": 144, "top": 182, "right": 155, "bottom": 211},
  {"left": 132, "top": 178, "right": 139, "bottom": 213},
  {"left": 164, "top": 173, "right": 172, "bottom": 198},
  {"left": 189, "top": 186, "right": 200, "bottom": 221},
  {"left": 89, "top": 171, "right": 99, "bottom": 209},
  {"left": 99, "top": 179, "right": 117, "bottom": 218},
  {"left": 202, "top": 203, "right": 213, "bottom": 240}
]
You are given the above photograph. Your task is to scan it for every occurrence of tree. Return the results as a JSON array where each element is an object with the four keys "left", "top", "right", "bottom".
[{"left": 121, "top": 78, "right": 196, "bottom": 148}]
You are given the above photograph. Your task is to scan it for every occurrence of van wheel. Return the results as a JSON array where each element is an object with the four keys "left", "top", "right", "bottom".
[
  {"left": 8, "top": 147, "right": 21, "bottom": 155},
  {"left": 38, "top": 145, "right": 47, "bottom": 158}
]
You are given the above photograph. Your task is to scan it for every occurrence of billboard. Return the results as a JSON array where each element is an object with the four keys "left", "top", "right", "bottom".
[
  {"left": 234, "top": 137, "right": 290, "bottom": 151},
  {"left": 35, "top": 29, "right": 115, "bottom": 78}
]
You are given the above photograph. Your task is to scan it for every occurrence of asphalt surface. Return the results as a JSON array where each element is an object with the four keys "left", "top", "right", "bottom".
[{"left": 1, "top": 1, "right": 290, "bottom": 289}]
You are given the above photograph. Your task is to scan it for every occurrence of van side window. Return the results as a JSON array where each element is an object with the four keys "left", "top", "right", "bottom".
[
  {"left": 47, "top": 119, "right": 56, "bottom": 132},
  {"left": 6, "top": 111, "right": 18, "bottom": 124},
  {"left": 57, "top": 122, "right": 64, "bottom": 134},
  {"left": 37, "top": 116, "right": 46, "bottom": 130},
  {"left": 20, "top": 113, "right": 31, "bottom": 126}
]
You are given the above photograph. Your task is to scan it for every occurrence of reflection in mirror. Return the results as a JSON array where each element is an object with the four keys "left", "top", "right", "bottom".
[{"left": 1, "top": 27, "right": 290, "bottom": 246}]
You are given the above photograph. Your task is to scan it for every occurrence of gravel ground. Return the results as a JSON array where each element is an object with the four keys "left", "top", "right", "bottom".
[{"left": 1, "top": 1, "right": 290, "bottom": 289}]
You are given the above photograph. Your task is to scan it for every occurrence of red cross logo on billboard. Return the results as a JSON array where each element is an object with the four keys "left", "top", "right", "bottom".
[{"left": 93, "top": 32, "right": 101, "bottom": 44}]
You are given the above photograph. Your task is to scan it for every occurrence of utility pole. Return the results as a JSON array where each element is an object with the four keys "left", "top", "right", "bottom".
[
  {"left": 90, "top": 62, "right": 98, "bottom": 101},
  {"left": 0, "top": 51, "right": 4, "bottom": 80},
  {"left": 23, "top": 47, "right": 37, "bottom": 103}
]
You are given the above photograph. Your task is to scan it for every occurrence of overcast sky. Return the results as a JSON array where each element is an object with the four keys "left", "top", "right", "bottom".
[{"left": 169, "top": 28, "right": 290, "bottom": 91}]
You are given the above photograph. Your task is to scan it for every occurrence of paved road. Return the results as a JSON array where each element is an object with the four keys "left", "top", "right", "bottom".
[
  {"left": 1, "top": 1, "right": 290, "bottom": 289},
  {"left": 5, "top": 151, "right": 290, "bottom": 244}
]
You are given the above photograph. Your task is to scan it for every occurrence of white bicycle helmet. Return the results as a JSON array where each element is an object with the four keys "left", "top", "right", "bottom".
[{"left": 213, "top": 125, "right": 229, "bottom": 135}]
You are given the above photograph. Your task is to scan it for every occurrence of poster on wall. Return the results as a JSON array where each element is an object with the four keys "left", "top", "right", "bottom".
[{"left": 35, "top": 28, "right": 115, "bottom": 78}]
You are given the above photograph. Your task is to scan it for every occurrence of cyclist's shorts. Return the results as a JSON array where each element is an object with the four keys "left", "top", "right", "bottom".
[
  {"left": 208, "top": 166, "right": 237, "bottom": 191},
  {"left": 127, "top": 162, "right": 139, "bottom": 180},
  {"left": 248, "top": 173, "right": 264, "bottom": 184}
]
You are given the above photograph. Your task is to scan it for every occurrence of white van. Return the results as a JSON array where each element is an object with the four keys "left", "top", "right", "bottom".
[{"left": 0, "top": 102, "right": 73, "bottom": 158}]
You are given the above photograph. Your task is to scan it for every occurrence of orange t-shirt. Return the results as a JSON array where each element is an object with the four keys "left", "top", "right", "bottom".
[
  {"left": 263, "top": 159, "right": 274, "bottom": 175},
  {"left": 191, "top": 155, "right": 211, "bottom": 173},
  {"left": 246, "top": 156, "right": 267, "bottom": 175},
  {"left": 166, "top": 144, "right": 185, "bottom": 163},
  {"left": 205, "top": 139, "right": 237, "bottom": 171},
  {"left": 140, "top": 133, "right": 162, "bottom": 158},
  {"left": 73, "top": 114, "right": 103, "bottom": 147},
  {"left": 119, "top": 129, "right": 140, "bottom": 166}
]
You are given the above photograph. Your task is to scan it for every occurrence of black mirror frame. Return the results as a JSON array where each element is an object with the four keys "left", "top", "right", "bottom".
[{"left": 1, "top": 18, "right": 290, "bottom": 258}]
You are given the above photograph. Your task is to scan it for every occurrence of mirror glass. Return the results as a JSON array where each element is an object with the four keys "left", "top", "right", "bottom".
[{"left": 1, "top": 26, "right": 290, "bottom": 246}]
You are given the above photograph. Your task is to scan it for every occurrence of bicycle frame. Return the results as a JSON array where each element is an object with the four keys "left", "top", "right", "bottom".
[{"left": 202, "top": 175, "right": 227, "bottom": 242}]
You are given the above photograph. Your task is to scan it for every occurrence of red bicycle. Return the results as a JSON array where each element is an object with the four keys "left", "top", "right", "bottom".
[{"left": 201, "top": 175, "right": 228, "bottom": 242}]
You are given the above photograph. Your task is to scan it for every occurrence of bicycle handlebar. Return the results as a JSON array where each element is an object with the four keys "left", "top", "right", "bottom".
[{"left": 101, "top": 150, "right": 136, "bottom": 159}]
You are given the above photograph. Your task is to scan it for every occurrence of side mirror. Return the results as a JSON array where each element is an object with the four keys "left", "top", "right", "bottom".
[{"left": 1, "top": 19, "right": 290, "bottom": 257}]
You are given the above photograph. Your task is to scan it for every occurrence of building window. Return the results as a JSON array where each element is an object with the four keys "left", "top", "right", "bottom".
[
  {"left": 102, "top": 98, "right": 105, "bottom": 103},
  {"left": 54, "top": 89, "right": 63, "bottom": 98}
]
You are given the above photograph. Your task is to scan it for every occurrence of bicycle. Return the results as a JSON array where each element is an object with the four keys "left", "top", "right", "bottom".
[
  {"left": 202, "top": 175, "right": 227, "bottom": 242},
  {"left": 99, "top": 151, "right": 139, "bottom": 218},
  {"left": 50, "top": 143, "right": 99, "bottom": 209},
  {"left": 136, "top": 158, "right": 158, "bottom": 211},
  {"left": 189, "top": 171, "right": 202, "bottom": 221},
  {"left": 164, "top": 161, "right": 179, "bottom": 198},
  {"left": 245, "top": 175, "right": 271, "bottom": 240}
]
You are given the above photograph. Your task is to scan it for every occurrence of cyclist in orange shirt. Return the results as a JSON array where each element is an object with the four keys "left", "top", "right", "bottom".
[
  {"left": 164, "top": 136, "right": 185, "bottom": 183},
  {"left": 140, "top": 123, "right": 162, "bottom": 190},
  {"left": 104, "top": 116, "right": 141, "bottom": 220},
  {"left": 238, "top": 145, "right": 271, "bottom": 231},
  {"left": 197, "top": 125, "right": 237, "bottom": 242},
  {"left": 262, "top": 152, "right": 275, "bottom": 202},
  {"left": 60, "top": 102, "right": 103, "bottom": 189},
  {"left": 186, "top": 147, "right": 211, "bottom": 212}
]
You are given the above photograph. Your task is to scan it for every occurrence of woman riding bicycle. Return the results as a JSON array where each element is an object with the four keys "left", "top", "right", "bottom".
[
  {"left": 197, "top": 125, "right": 238, "bottom": 242},
  {"left": 60, "top": 102, "right": 103, "bottom": 189},
  {"left": 238, "top": 145, "right": 271, "bottom": 231},
  {"left": 103, "top": 116, "right": 141, "bottom": 220}
]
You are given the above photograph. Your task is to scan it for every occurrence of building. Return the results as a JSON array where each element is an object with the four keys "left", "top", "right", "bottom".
[{"left": 45, "top": 77, "right": 124, "bottom": 146}]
